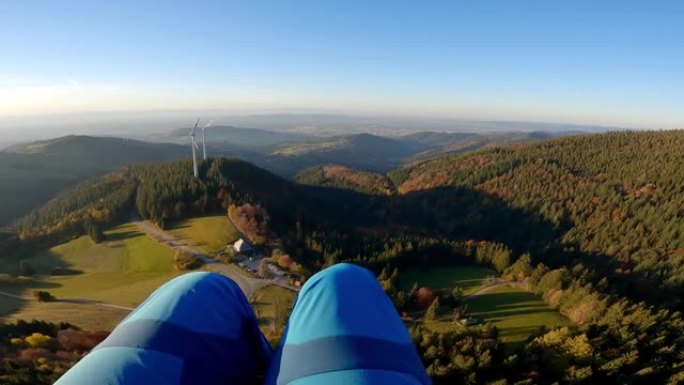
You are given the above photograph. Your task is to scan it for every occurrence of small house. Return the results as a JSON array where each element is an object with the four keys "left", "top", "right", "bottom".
[{"left": 232, "top": 238, "right": 253, "bottom": 254}]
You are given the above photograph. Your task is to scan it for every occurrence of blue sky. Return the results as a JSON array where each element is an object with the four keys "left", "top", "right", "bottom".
[{"left": 1, "top": 0, "right": 682, "bottom": 128}]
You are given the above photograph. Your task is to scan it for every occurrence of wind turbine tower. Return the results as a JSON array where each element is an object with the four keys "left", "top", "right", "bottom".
[
  {"left": 189, "top": 119, "right": 200, "bottom": 178},
  {"left": 201, "top": 120, "right": 213, "bottom": 160}
]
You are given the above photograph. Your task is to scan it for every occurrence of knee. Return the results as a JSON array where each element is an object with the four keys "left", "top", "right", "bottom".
[{"left": 304, "top": 263, "right": 374, "bottom": 289}]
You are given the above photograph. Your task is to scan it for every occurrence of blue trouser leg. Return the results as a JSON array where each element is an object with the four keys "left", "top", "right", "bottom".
[
  {"left": 55, "top": 272, "right": 272, "bottom": 385},
  {"left": 264, "top": 263, "right": 431, "bottom": 385}
]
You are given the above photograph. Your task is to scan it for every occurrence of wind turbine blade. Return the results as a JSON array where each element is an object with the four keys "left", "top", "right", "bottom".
[
  {"left": 190, "top": 118, "right": 200, "bottom": 136},
  {"left": 202, "top": 120, "right": 214, "bottom": 129}
]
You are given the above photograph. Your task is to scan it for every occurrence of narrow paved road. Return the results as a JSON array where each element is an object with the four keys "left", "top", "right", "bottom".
[
  {"left": 0, "top": 290, "right": 135, "bottom": 311},
  {"left": 131, "top": 220, "right": 275, "bottom": 298}
]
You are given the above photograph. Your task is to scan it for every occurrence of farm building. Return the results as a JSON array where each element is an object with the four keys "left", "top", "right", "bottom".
[{"left": 232, "top": 238, "right": 253, "bottom": 254}]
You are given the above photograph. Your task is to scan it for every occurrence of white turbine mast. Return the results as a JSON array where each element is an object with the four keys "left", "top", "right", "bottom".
[
  {"left": 200, "top": 120, "right": 213, "bottom": 160},
  {"left": 189, "top": 118, "right": 200, "bottom": 178}
]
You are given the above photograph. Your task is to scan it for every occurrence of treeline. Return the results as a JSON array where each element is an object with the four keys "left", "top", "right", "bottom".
[
  {"left": 372, "top": 245, "right": 684, "bottom": 384},
  {"left": 11, "top": 158, "right": 315, "bottom": 244},
  {"left": 13, "top": 170, "right": 136, "bottom": 242},
  {"left": 11, "top": 156, "right": 379, "bottom": 254},
  {"left": 294, "top": 225, "right": 684, "bottom": 383},
  {"left": 386, "top": 131, "right": 684, "bottom": 310}
]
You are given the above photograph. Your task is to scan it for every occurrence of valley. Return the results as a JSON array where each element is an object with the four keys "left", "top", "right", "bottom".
[
  {"left": 3, "top": 3, "right": 682, "bottom": 383},
  {"left": 0, "top": 128, "right": 576, "bottom": 226},
  {"left": 2, "top": 130, "right": 684, "bottom": 384}
]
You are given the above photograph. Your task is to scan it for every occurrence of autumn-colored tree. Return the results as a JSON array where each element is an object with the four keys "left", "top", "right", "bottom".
[{"left": 416, "top": 287, "right": 436, "bottom": 309}]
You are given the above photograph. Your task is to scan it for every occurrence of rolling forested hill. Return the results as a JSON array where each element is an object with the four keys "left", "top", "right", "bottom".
[
  {"left": 16, "top": 130, "right": 684, "bottom": 309},
  {"left": 269, "top": 131, "right": 579, "bottom": 175},
  {"left": 390, "top": 130, "right": 684, "bottom": 299},
  {"left": 295, "top": 165, "right": 395, "bottom": 195},
  {"left": 7, "top": 130, "right": 684, "bottom": 384},
  {"left": 285, "top": 131, "right": 684, "bottom": 311},
  {"left": 289, "top": 131, "right": 684, "bottom": 383},
  {"left": 0, "top": 136, "right": 188, "bottom": 226},
  {"left": 0, "top": 129, "right": 571, "bottom": 226},
  {"left": 10, "top": 157, "right": 371, "bottom": 245}
]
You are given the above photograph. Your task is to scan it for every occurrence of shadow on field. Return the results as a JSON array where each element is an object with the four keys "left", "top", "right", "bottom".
[
  {"left": 169, "top": 223, "right": 191, "bottom": 230},
  {"left": 469, "top": 292, "right": 550, "bottom": 318},
  {"left": 105, "top": 230, "right": 140, "bottom": 242},
  {"left": 0, "top": 248, "right": 69, "bottom": 322}
]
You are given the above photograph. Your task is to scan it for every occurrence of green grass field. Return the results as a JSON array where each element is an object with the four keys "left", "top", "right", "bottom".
[
  {"left": 467, "top": 285, "right": 568, "bottom": 345},
  {"left": 10, "top": 223, "right": 179, "bottom": 306},
  {"left": 0, "top": 222, "right": 182, "bottom": 328},
  {"left": 0, "top": 298, "right": 129, "bottom": 331},
  {"left": 403, "top": 266, "right": 567, "bottom": 345},
  {"left": 251, "top": 285, "right": 297, "bottom": 337},
  {"left": 168, "top": 215, "right": 239, "bottom": 254},
  {"left": 399, "top": 266, "right": 495, "bottom": 294}
]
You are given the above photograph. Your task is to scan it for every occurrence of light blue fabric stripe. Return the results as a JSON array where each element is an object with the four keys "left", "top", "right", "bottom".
[
  {"left": 277, "top": 335, "right": 431, "bottom": 385},
  {"left": 56, "top": 272, "right": 271, "bottom": 385},
  {"left": 96, "top": 319, "right": 258, "bottom": 384},
  {"left": 289, "top": 369, "right": 427, "bottom": 385},
  {"left": 54, "top": 347, "right": 183, "bottom": 385}
]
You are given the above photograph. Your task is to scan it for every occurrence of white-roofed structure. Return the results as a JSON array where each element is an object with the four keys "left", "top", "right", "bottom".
[{"left": 232, "top": 238, "right": 253, "bottom": 254}]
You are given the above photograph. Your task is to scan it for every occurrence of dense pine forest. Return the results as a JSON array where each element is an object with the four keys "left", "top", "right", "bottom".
[{"left": 4, "top": 130, "right": 684, "bottom": 384}]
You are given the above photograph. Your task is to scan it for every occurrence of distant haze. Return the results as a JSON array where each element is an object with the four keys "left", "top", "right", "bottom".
[{"left": 0, "top": 110, "right": 625, "bottom": 144}]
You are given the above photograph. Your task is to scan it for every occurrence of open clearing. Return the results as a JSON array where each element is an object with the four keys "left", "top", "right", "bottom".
[
  {"left": 168, "top": 215, "right": 239, "bottom": 254},
  {"left": 467, "top": 285, "right": 567, "bottom": 345},
  {"left": 401, "top": 266, "right": 566, "bottom": 345},
  {"left": 399, "top": 266, "right": 495, "bottom": 295},
  {"left": 0, "top": 222, "right": 182, "bottom": 327},
  {"left": 251, "top": 285, "right": 297, "bottom": 337},
  {"left": 0, "top": 217, "right": 280, "bottom": 331},
  {"left": 6, "top": 222, "right": 179, "bottom": 306},
  {"left": 0, "top": 298, "right": 129, "bottom": 330}
]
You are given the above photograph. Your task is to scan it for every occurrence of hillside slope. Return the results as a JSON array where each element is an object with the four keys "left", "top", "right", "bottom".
[
  {"left": 295, "top": 165, "right": 394, "bottom": 195},
  {"left": 0, "top": 136, "right": 188, "bottom": 225},
  {"left": 7, "top": 131, "right": 684, "bottom": 385},
  {"left": 11, "top": 156, "right": 372, "bottom": 245},
  {"left": 390, "top": 130, "right": 684, "bottom": 306}
]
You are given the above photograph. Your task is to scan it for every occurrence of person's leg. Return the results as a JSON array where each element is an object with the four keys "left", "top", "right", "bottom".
[
  {"left": 56, "top": 272, "right": 271, "bottom": 385},
  {"left": 265, "top": 263, "right": 431, "bottom": 385}
]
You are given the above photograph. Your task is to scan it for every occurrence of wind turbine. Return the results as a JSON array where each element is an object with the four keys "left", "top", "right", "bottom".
[
  {"left": 200, "top": 120, "right": 213, "bottom": 160},
  {"left": 189, "top": 119, "right": 200, "bottom": 178}
]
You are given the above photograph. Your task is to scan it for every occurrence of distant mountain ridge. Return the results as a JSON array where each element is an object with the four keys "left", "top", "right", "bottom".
[
  {"left": 0, "top": 136, "right": 188, "bottom": 226},
  {"left": 291, "top": 130, "right": 684, "bottom": 308},
  {"left": 0, "top": 128, "right": 583, "bottom": 225}
]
